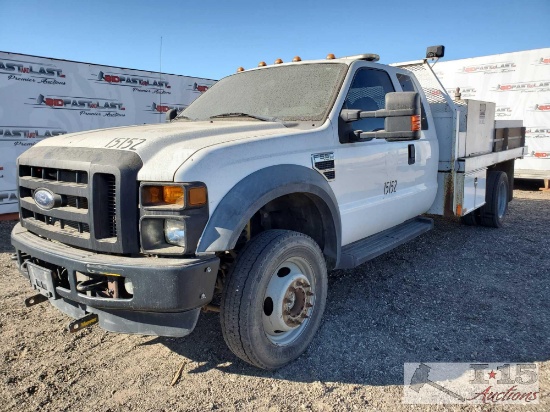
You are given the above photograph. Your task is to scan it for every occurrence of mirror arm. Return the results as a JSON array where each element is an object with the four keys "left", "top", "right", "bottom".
[
  {"left": 340, "top": 109, "right": 361, "bottom": 122},
  {"left": 342, "top": 107, "right": 417, "bottom": 122},
  {"left": 357, "top": 130, "right": 420, "bottom": 140}
]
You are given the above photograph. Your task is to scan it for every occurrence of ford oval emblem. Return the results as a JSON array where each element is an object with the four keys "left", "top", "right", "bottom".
[{"left": 33, "top": 188, "right": 56, "bottom": 210}]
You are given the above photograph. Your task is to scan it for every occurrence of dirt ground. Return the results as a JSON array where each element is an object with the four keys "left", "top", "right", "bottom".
[{"left": 1, "top": 180, "right": 549, "bottom": 411}]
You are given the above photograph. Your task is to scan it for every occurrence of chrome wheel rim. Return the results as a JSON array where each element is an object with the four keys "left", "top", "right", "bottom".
[{"left": 262, "top": 257, "right": 315, "bottom": 346}]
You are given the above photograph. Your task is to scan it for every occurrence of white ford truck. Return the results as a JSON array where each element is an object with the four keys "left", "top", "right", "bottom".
[{"left": 12, "top": 46, "right": 526, "bottom": 369}]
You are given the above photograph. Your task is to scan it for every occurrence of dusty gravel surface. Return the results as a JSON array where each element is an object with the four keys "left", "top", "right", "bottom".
[{"left": 1, "top": 181, "right": 548, "bottom": 411}]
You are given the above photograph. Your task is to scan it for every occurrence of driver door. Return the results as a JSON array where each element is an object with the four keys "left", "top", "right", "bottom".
[{"left": 333, "top": 67, "right": 396, "bottom": 246}]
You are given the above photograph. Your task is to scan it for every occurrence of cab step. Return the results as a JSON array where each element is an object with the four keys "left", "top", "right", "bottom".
[{"left": 339, "top": 217, "right": 433, "bottom": 269}]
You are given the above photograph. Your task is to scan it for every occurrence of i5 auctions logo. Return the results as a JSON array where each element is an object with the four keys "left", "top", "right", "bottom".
[{"left": 534, "top": 103, "right": 550, "bottom": 112}]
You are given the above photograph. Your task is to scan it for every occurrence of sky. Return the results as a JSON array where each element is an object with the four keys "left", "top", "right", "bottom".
[{"left": 1, "top": 0, "right": 549, "bottom": 81}]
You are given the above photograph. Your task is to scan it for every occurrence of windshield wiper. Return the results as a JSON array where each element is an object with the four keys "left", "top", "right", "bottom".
[{"left": 209, "top": 112, "right": 278, "bottom": 122}]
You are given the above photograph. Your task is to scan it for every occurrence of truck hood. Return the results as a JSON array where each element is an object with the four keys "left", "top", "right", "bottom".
[{"left": 34, "top": 121, "right": 289, "bottom": 181}]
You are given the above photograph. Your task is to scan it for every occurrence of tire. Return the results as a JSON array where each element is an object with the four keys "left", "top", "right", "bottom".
[
  {"left": 478, "top": 171, "right": 509, "bottom": 228},
  {"left": 220, "top": 230, "right": 328, "bottom": 370}
]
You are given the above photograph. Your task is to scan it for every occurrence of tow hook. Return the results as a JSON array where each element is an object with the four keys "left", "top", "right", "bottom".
[
  {"left": 67, "top": 313, "right": 99, "bottom": 333},
  {"left": 24, "top": 293, "right": 48, "bottom": 307}
]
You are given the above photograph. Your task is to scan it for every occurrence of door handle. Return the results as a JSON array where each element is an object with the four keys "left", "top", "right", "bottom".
[{"left": 408, "top": 144, "right": 416, "bottom": 165}]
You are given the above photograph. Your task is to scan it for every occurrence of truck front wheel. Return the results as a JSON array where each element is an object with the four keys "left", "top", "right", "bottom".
[{"left": 220, "top": 230, "right": 328, "bottom": 369}]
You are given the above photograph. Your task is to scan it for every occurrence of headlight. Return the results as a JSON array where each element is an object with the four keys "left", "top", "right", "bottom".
[{"left": 164, "top": 219, "right": 186, "bottom": 247}]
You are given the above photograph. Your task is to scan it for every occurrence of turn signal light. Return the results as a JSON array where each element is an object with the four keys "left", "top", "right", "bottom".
[
  {"left": 188, "top": 186, "right": 207, "bottom": 207},
  {"left": 411, "top": 115, "right": 421, "bottom": 131},
  {"left": 142, "top": 186, "right": 184, "bottom": 207}
]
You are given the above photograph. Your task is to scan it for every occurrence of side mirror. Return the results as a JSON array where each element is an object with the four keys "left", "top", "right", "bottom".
[
  {"left": 166, "top": 108, "right": 178, "bottom": 123},
  {"left": 426, "top": 45, "right": 445, "bottom": 59},
  {"left": 341, "top": 92, "right": 421, "bottom": 141}
]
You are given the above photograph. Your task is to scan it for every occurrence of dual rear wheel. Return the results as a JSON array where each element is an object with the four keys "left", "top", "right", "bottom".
[{"left": 461, "top": 171, "right": 509, "bottom": 228}]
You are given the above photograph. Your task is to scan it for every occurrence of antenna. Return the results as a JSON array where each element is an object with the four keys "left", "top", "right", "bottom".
[{"left": 159, "top": 36, "right": 163, "bottom": 119}]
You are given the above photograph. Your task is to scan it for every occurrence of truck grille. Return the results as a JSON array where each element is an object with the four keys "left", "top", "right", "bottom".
[
  {"left": 17, "top": 147, "right": 142, "bottom": 254},
  {"left": 105, "top": 174, "right": 117, "bottom": 238},
  {"left": 22, "top": 211, "right": 91, "bottom": 237},
  {"left": 19, "top": 166, "right": 116, "bottom": 246}
]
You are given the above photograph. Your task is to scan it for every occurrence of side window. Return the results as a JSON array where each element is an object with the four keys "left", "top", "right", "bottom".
[
  {"left": 396, "top": 73, "right": 429, "bottom": 130},
  {"left": 343, "top": 68, "right": 395, "bottom": 133}
]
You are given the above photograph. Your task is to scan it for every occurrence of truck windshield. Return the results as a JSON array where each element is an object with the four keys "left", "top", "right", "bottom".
[{"left": 179, "top": 63, "right": 348, "bottom": 122}]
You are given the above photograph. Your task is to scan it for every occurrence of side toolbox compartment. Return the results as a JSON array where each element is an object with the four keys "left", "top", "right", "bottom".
[{"left": 457, "top": 168, "right": 486, "bottom": 216}]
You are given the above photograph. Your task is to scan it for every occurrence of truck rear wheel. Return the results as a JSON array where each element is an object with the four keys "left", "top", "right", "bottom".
[
  {"left": 220, "top": 230, "right": 328, "bottom": 370},
  {"left": 479, "top": 171, "right": 509, "bottom": 228}
]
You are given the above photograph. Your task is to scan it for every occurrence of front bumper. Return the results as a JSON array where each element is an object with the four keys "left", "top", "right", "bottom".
[{"left": 11, "top": 223, "right": 220, "bottom": 337}]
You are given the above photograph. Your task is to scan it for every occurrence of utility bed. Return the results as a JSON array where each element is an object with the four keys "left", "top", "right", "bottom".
[{"left": 393, "top": 60, "right": 527, "bottom": 217}]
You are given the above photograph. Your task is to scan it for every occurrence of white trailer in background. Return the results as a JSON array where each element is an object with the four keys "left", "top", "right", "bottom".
[
  {"left": 433, "top": 48, "right": 550, "bottom": 187},
  {"left": 0, "top": 51, "right": 216, "bottom": 215}
]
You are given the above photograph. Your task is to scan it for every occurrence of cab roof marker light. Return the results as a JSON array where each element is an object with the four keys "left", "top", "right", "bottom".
[
  {"left": 274, "top": 58, "right": 283, "bottom": 64},
  {"left": 292, "top": 56, "right": 302, "bottom": 62},
  {"left": 237, "top": 67, "right": 245, "bottom": 73},
  {"left": 258, "top": 61, "right": 267, "bottom": 67},
  {"left": 326, "top": 53, "right": 336, "bottom": 60}
]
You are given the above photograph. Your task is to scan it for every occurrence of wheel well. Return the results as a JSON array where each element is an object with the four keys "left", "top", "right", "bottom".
[{"left": 238, "top": 193, "right": 337, "bottom": 269}]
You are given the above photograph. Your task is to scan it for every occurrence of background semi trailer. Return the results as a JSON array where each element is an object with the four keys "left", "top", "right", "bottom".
[
  {"left": 0, "top": 51, "right": 216, "bottom": 215},
  {"left": 433, "top": 48, "right": 550, "bottom": 187},
  {"left": 12, "top": 46, "right": 526, "bottom": 369}
]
